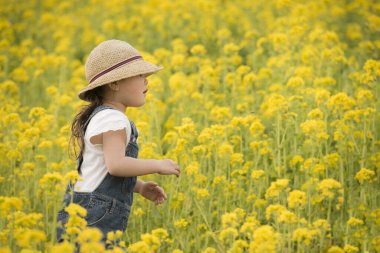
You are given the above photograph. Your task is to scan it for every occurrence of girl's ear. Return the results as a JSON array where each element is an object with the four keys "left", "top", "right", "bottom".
[{"left": 108, "top": 81, "right": 119, "bottom": 91}]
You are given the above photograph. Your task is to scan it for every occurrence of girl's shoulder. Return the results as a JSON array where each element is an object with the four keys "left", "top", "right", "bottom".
[
  {"left": 91, "top": 108, "right": 130, "bottom": 123},
  {"left": 85, "top": 108, "right": 132, "bottom": 140}
]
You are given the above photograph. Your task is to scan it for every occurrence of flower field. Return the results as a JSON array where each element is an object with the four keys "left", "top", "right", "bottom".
[{"left": 0, "top": 0, "right": 379, "bottom": 252}]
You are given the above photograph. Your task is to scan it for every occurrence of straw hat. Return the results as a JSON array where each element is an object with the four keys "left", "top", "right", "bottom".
[{"left": 78, "top": 39, "right": 164, "bottom": 101}]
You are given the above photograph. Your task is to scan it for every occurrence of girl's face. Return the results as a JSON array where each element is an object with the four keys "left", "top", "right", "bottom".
[{"left": 115, "top": 74, "right": 149, "bottom": 107}]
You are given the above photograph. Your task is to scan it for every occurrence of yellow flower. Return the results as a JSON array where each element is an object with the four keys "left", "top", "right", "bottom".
[
  {"left": 0, "top": 197, "right": 23, "bottom": 216},
  {"left": 265, "top": 179, "right": 289, "bottom": 199},
  {"left": 77, "top": 227, "right": 103, "bottom": 244},
  {"left": 228, "top": 239, "right": 249, "bottom": 253},
  {"left": 326, "top": 92, "right": 356, "bottom": 114},
  {"left": 65, "top": 203, "right": 86, "bottom": 218},
  {"left": 343, "top": 244, "right": 359, "bottom": 253},
  {"left": 300, "top": 119, "right": 329, "bottom": 140},
  {"left": 64, "top": 170, "right": 82, "bottom": 184},
  {"left": 28, "top": 107, "right": 46, "bottom": 120},
  {"left": 249, "top": 120, "right": 265, "bottom": 137},
  {"left": 217, "top": 142, "right": 234, "bottom": 159},
  {"left": 230, "top": 153, "right": 244, "bottom": 167},
  {"left": 202, "top": 247, "right": 217, "bottom": 253},
  {"left": 278, "top": 210, "right": 298, "bottom": 224},
  {"left": 327, "top": 246, "right": 345, "bottom": 253},
  {"left": 292, "top": 227, "right": 319, "bottom": 246},
  {"left": 324, "top": 153, "right": 340, "bottom": 169},
  {"left": 174, "top": 218, "right": 189, "bottom": 228},
  {"left": 347, "top": 217, "right": 364, "bottom": 226},
  {"left": 313, "top": 77, "right": 336, "bottom": 87},
  {"left": 287, "top": 190, "right": 307, "bottom": 209},
  {"left": 316, "top": 179, "right": 343, "bottom": 201},
  {"left": 133, "top": 207, "right": 145, "bottom": 217},
  {"left": 240, "top": 219, "right": 260, "bottom": 239},
  {"left": 127, "top": 241, "right": 150, "bottom": 253},
  {"left": 312, "top": 219, "right": 331, "bottom": 231},
  {"left": 10, "top": 67, "right": 29, "bottom": 82},
  {"left": 307, "top": 108, "right": 324, "bottom": 119},
  {"left": 190, "top": 44, "right": 207, "bottom": 55},
  {"left": 141, "top": 233, "right": 160, "bottom": 251},
  {"left": 212, "top": 176, "right": 227, "bottom": 187},
  {"left": 15, "top": 228, "right": 46, "bottom": 248},
  {"left": 363, "top": 59, "right": 380, "bottom": 77},
  {"left": 49, "top": 241, "right": 75, "bottom": 253},
  {"left": 289, "top": 155, "right": 304, "bottom": 167},
  {"left": 286, "top": 76, "right": 305, "bottom": 89},
  {"left": 355, "top": 89, "right": 374, "bottom": 104},
  {"left": 223, "top": 43, "right": 240, "bottom": 55},
  {"left": 192, "top": 187, "right": 210, "bottom": 199},
  {"left": 221, "top": 212, "right": 238, "bottom": 229},
  {"left": 218, "top": 227, "right": 238, "bottom": 244},
  {"left": 355, "top": 167, "right": 376, "bottom": 183},
  {"left": 249, "top": 225, "right": 279, "bottom": 253},
  {"left": 251, "top": 170, "right": 265, "bottom": 180},
  {"left": 260, "top": 94, "right": 288, "bottom": 118},
  {"left": 38, "top": 172, "right": 65, "bottom": 197},
  {"left": 151, "top": 228, "right": 169, "bottom": 241},
  {"left": 210, "top": 106, "right": 232, "bottom": 123},
  {"left": 171, "top": 54, "right": 185, "bottom": 67},
  {"left": 106, "top": 230, "right": 123, "bottom": 243},
  {"left": 185, "top": 161, "right": 199, "bottom": 176}
]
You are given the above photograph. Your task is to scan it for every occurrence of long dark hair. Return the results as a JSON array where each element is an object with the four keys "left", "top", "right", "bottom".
[{"left": 68, "top": 85, "right": 106, "bottom": 161}]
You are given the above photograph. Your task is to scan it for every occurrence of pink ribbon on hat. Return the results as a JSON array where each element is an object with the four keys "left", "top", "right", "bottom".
[{"left": 89, "top": 55, "right": 143, "bottom": 83}]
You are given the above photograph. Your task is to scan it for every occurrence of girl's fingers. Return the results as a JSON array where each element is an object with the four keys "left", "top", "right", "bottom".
[{"left": 148, "top": 181, "right": 158, "bottom": 189}]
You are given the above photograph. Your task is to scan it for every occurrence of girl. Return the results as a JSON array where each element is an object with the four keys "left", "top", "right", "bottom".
[{"left": 56, "top": 39, "right": 181, "bottom": 249}]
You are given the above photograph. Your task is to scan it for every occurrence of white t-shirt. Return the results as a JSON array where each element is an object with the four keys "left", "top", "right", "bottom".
[{"left": 74, "top": 109, "right": 132, "bottom": 192}]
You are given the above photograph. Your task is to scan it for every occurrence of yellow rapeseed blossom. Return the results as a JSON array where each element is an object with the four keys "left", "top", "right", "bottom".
[
  {"left": 355, "top": 167, "right": 377, "bottom": 183},
  {"left": 249, "top": 225, "right": 279, "bottom": 253},
  {"left": 0, "top": 197, "right": 23, "bottom": 216},
  {"left": 218, "top": 227, "right": 238, "bottom": 244},
  {"left": 287, "top": 190, "right": 307, "bottom": 209},
  {"left": 251, "top": 169, "right": 265, "bottom": 180},
  {"left": 327, "top": 246, "right": 345, "bottom": 253},
  {"left": 15, "top": 228, "right": 46, "bottom": 249},
  {"left": 316, "top": 178, "right": 343, "bottom": 201},
  {"left": 300, "top": 119, "right": 329, "bottom": 141},
  {"left": 49, "top": 241, "right": 75, "bottom": 253},
  {"left": 192, "top": 187, "right": 210, "bottom": 199},
  {"left": 174, "top": 218, "right": 189, "bottom": 228},
  {"left": 292, "top": 227, "right": 319, "bottom": 246},
  {"left": 326, "top": 92, "right": 356, "bottom": 114},
  {"left": 347, "top": 217, "right": 364, "bottom": 226},
  {"left": 265, "top": 179, "right": 290, "bottom": 199},
  {"left": 141, "top": 233, "right": 160, "bottom": 251},
  {"left": 127, "top": 241, "right": 150, "bottom": 253}
]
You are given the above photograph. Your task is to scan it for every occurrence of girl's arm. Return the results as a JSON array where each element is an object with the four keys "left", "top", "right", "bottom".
[
  {"left": 103, "top": 128, "right": 158, "bottom": 176},
  {"left": 102, "top": 128, "right": 180, "bottom": 177},
  {"left": 134, "top": 179, "right": 144, "bottom": 193}
]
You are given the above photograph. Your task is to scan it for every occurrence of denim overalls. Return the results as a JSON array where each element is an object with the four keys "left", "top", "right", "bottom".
[{"left": 56, "top": 105, "right": 139, "bottom": 248}]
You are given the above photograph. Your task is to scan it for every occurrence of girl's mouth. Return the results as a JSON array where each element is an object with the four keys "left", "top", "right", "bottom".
[{"left": 143, "top": 89, "right": 148, "bottom": 94}]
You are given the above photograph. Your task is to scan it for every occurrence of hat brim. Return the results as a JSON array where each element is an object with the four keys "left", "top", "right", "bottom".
[{"left": 78, "top": 59, "right": 163, "bottom": 101}]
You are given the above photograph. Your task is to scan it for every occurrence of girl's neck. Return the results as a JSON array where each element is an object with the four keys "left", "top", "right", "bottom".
[{"left": 102, "top": 100, "right": 127, "bottom": 113}]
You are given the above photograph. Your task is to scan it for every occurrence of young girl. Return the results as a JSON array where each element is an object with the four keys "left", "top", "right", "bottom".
[{"left": 56, "top": 39, "right": 181, "bottom": 248}]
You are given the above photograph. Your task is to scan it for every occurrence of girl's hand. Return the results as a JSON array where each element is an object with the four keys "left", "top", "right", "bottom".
[
  {"left": 157, "top": 159, "right": 181, "bottom": 177},
  {"left": 139, "top": 181, "right": 167, "bottom": 205}
]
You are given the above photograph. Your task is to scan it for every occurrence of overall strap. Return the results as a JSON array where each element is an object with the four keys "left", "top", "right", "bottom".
[
  {"left": 129, "top": 120, "right": 138, "bottom": 142},
  {"left": 76, "top": 105, "right": 115, "bottom": 174}
]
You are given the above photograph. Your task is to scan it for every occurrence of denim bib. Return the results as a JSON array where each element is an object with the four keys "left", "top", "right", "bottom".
[{"left": 56, "top": 105, "right": 139, "bottom": 248}]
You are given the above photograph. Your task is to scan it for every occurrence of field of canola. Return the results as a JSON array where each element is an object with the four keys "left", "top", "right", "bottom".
[{"left": 0, "top": 0, "right": 380, "bottom": 252}]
